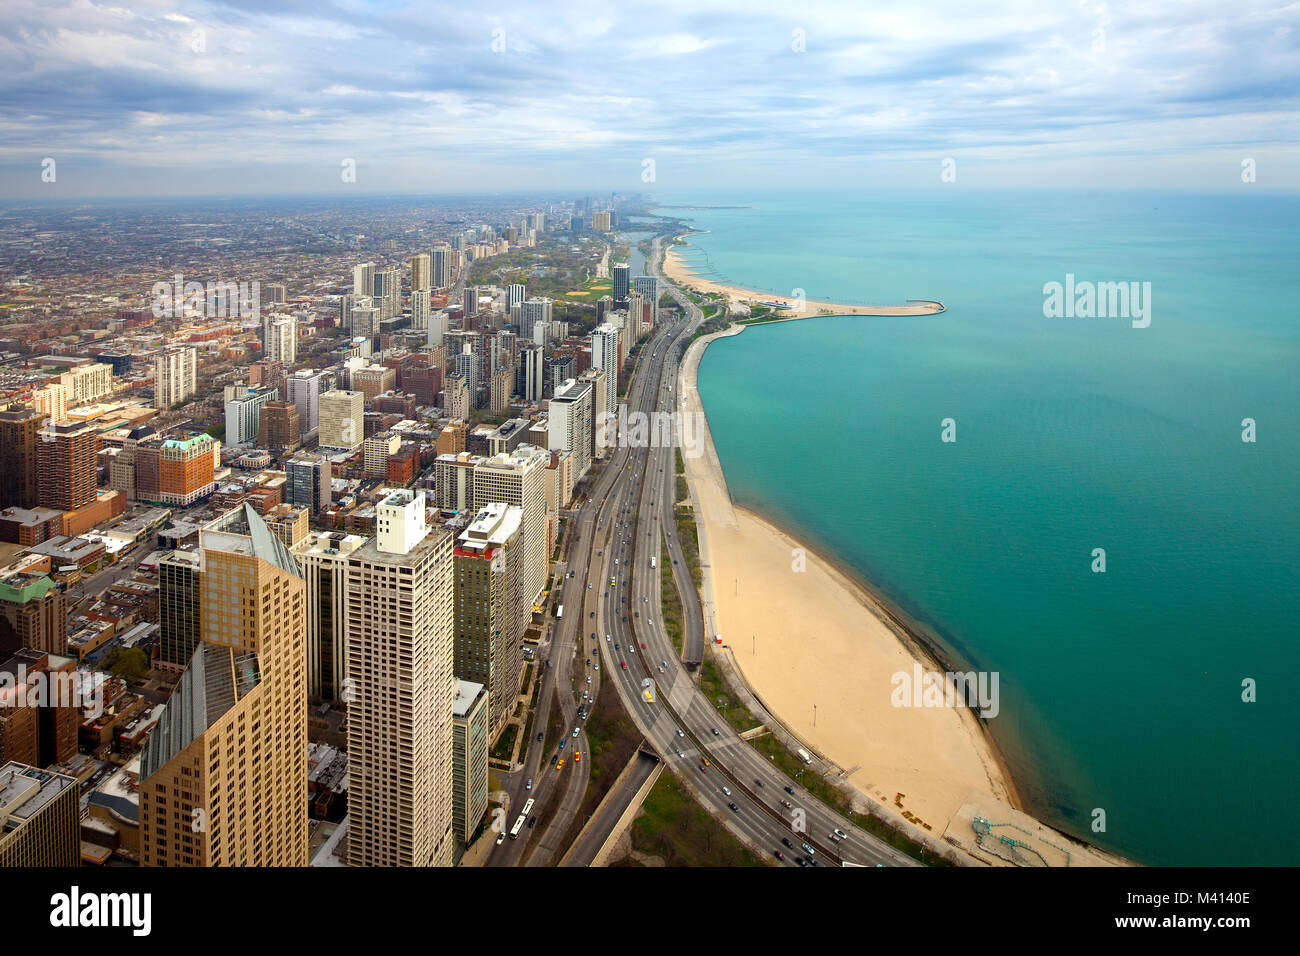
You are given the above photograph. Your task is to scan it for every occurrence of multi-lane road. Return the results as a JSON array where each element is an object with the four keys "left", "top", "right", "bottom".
[{"left": 490, "top": 236, "right": 920, "bottom": 868}]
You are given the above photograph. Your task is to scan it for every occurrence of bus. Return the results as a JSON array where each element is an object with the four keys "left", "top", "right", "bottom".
[
  {"left": 520, "top": 798, "right": 535, "bottom": 817},
  {"left": 509, "top": 815, "right": 526, "bottom": 840},
  {"left": 650, "top": 556, "right": 656, "bottom": 569},
  {"left": 556, "top": 605, "right": 563, "bottom": 620}
]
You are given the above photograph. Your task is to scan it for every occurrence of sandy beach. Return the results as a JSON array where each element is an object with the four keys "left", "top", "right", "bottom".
[
  {"left": 663, "top": 236, "right": 944, "bottom": 317},
  {"left": 677, "top": 322, "right": 1013, "bottom": 841}
]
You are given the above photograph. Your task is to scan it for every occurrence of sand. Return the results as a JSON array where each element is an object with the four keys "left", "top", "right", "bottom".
[
  {"left": 678, "top": 323, "right": 1016, "bottom": 839},
  {"left": 663, "top": 238, "right": 944, "bottom": 318}
]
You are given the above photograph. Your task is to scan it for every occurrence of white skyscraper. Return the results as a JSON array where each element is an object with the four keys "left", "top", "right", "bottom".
[
  {"left": 154, "top": 347, "right": 198, "bottom": 409},
  {"left": 591, "top": 323, "right": 621, "bottom": 417},
  {"left": 285, "top": 368, "right": 326, "bottom": 433},
  {"left": 473, "top": 445, "right": 549, "bottom": 607},
  {"left": 264, "top": 315, "right": 297, "bottom": 366},
  {"left": 411, "top": 289, "right": 431, "bottom": 330},
  {"left": 346, "top": 489, "right": 456, "bottom": 867},
  {"left": 548, "top": 378, "right": 593, "bottom": 480},
  {"left": 353, "top": 262, "right": 375, "bottom": 297}
]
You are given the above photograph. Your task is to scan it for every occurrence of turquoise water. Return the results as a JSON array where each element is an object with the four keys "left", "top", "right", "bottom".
[{"left": 674, "top": 190, "right": 1300, "bottom": 866}]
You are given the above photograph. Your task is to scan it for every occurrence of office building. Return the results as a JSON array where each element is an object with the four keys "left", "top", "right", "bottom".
[
  {"left": 346, "top": 490, "right": 456, "bottom": 867},
  {"left": 612, "top": 262, "right": 630, "bottom": 304},
  {"left": 139, "top": 504, "right": 308, "bottom": 866},
  {"left": 431, "top": 245, "right": 452, "bottom": 289}
]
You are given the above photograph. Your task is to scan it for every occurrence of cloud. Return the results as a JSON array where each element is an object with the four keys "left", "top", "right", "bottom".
[{"left": 0, "top": 0, "right": 1296, "bottom": 196}]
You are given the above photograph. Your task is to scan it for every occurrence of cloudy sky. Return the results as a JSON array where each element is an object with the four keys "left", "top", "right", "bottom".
[{"left": 1, "top": 0, "right": 1297, "bottom": 198}]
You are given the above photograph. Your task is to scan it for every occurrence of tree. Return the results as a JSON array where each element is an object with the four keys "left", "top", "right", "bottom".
[{"left": 108, "top": 646, "right": 150, "bottom": 682}]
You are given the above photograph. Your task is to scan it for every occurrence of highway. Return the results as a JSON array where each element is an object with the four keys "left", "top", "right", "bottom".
[{"left": 492, "top": 235, "right": 920, "bottom": 868}]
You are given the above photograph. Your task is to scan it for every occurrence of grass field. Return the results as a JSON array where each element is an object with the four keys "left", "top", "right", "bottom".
[
  {"left": 618, "top": 768, "right": 768, "bottom": 867},
  {"left": 561, "top": 277, "right": 613, "bottom": 301}
]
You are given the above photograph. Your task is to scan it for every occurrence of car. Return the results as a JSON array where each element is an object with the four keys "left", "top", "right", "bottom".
[
  {"left": 614, "top": 643, "right": 620, "bottom": 651},
  {"left": 496, "top": 833, "right": 506, "bottom": 845},
  {"left": 833, "top": 828, "right": 848, "bottom": 840},
  {"left": 721, "top": 786, "right": 731, "bottom": 796},
  {"left": 573, "top": 728, "right": 580, "bottom": 737},
  {"left": 807, "top": 857, "right": 819, "bottom": 867},
  {"left": 606, "top": 634, "right": 611, "bottom": 641},
  {"left": 781, "top": 799, "right": 793, "bottom": 809},
  {"left": 643, "top": 597, "right": 648, "bottom": 603},
  {"left": 801, "top": 843, "right": 816, "bottom": 856},
  {"left": 588, "top": 583, "right": 592, "bottom": 589},
  {"left": 795, "top": 857, "right": 808, "bottom": 867},
  {"left": 711, "top": 728, "right": 720, "bottom": 736},
  {"left": 527, "top": 816, "right": 536, "bottom": 828},
  {"left": 784, "top": 786, "right": 794, "bottom": 795},
  {"left": 641, "top": 642, "right": 646, "bottom": 649},
  {"left": 755, "top": 779, "right": 763, "bottom": 788},
  {"left": 589, "top": 611, "right": 594, "bottom": 618},
  {"left": 594, "top": 662, "right": 599, "bottom": 671},
  {"left": 620, "top": 661, "right": 626, "bottom": 670},
  {"left": 537, "top": 733, "right": 544, "bottom": 742},
  {"left": 676, "top": 729, "right": 685, "bottom": 738},
  {"left": 559, "top": 739, "right": 565, "bottom": 750},
  {"left": 675, "top": 748, "right": 684, "bottom": 757},
  {"left": 586, "top": 676, "right": 591, "bottom": 684},
  {"left": 774, "top": 850, "right": 785, "bottom": 861},
  {"left": 575, "top": 751, "right": 581, "bottom": 762},
  {"left": 550, "top": 754, "right": 558, "bottom": 767},
  {"left": 629, "top": 646, "right": 635, "bottom": 654},
  {"left": 728, "top": 802, "right": 739, "bottom": 813},
  {"left": 556, "top": 759, "right": 564, "bottom": 770},
  {"left": 658, "top": 665, "right": 665, "bottom": 673},
  {"left": 782, "top": 837, "right": 794, "bottom": 849},
  {"left": 526, "top": 778, "right": 533, "bottom": 790}
]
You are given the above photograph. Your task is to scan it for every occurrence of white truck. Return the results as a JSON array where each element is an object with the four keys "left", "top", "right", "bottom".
[{"left": 796, "top": 748, "right": 813, "bottom": 765}]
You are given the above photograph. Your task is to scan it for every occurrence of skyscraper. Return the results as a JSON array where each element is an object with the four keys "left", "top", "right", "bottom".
[
  {"left": 0, "top": 762, "right": 80, "bottom": 867},
  {"left": 157, "top": 549, "right": 201, "bottom": 671},
  {"left": 286, "top": 453, "right": 332, "bottom": 513},
  {"left": 548, "top": 378, "right": 593, "bottom": 480},
  {"left": 353, "top": 262, "right": 375, "bottom": 297},
  {"left": 519, "top": 344, "right": 545, "bottom": 402},
  {"left": 431, "top": 245, "right": 452, "bottom": 289},
  {"left": 0, "top": 407, "right": 40, "bottom": 509},
  {"left": 372, "top": 266, "right": 401, "bottom": 321},
  {"left": 451, "top": 680, "right": 488, "bottom": 846},
  {"left": 285, "top": 368, "right": 326, "bottom": 433},
  {"left": 139, "top": 504, "right": 308, "bottom": 866},
  {"left": 453, "top": 503, "right": 525, "bottom": 738},
  {"left": 224, "top": 384, "right": 278, "bottom": 447},
  {"left": 291, "top": 530, "right": 365, "bottom": 703},
  {"left": 612, "top": 262, "right": 630, "bottom": 304},
  {"left": 264, "top": 316, "right": 297, "bottom": 366},
  {"left": 318, "top": 389, "right": 364, "bottom": 451},
  {"left": 36, "top": 420, "right": 97, "bottom": 512},
  {"left": 472, "top": 445, "right": 548, "bottom": 608},
  {"left": 591, "top": 323, "right": 621, "bottom": 420},
  {"left": 411, "top": 288, "right": 431, "bottom": 331},
  {"left": 507, "top": 283, "right": 526, "bottom": 313},
  {"left": 346, "top": 490, "right": 456, "bottom": 867},
  {"left": 411, "top": 253, "right": 431, "bottom": 292},
  {"left": 154, "top": 347, "right": 198, "bottom": 409}
]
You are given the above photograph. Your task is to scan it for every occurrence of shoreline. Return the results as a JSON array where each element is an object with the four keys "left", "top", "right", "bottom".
[
  {"left": 663, "top": 234, "right": 945, "bottom": 318},
  {"left": 676, "top": 317, "right": 1131, "bottom": 866}
]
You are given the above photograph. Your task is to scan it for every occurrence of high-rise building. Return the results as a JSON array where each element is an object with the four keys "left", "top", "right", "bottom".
[
  {"left": 363, "top": 432, "right": 400, "bottom": 477},
  {"left": 291, "top": 530, "right": 366, "bottom": 703},
  {"left": 578, "top": 368, "right": 608, "bottom": 459},
  {"left": 264, "top": 316, "right": 297, "bottom": 366},
  {"left": 411, "top": 289, "right": 431, "bottom": 331},
  {"left": 0, "top": 407, "right": 40, "bottom": 510},
  {"left": 507, "top": 284, "right": 526, "bottom": 313},
  {"left": 318, "top": 390, "right": 364, "bottom": 451},
  {"left": 139, "top": 504, "right": 308, "bottom": 866},
  {"left": 223, "top": 384, "right": 278, "bottom": 447},
  {"left": 453, "top": 503, "right": 525, "bottom": 738},
  {"left": 351, "top": 364, "right": 396, "bottom": 403},
  {"left": 612, "top": 262, "right": 630, "bottom": 303},
  {"left": 154, "top": 347, "right": 198, "bottom": 409},
  {"left": 286, "top": 454, "right": 332, "bottom": 513},
  {"left": 431, "top": 452, "right": 480, "bottom": 512},
  {"left": 372, "top": 266, "right": 401, "bottom": 321},
  {"left": 0, "top": 761, "right": 80, "bottom": 867},
  {"left": 346, "top": 490, "right": 456, "bottom": 867},
  {"left": 633, "top": 275, "right": 659, "bottom": 326},
  {"left": 472, "top": 445, "right": 548, "bottom": 608},
  {"left": 285, "top": 368, "right": 326, "bottom": 434},
  {"left": 157, "top": 549, "right": 201, "bottom": 671},
  {"left": 258, "top": 400, "right": 301, "bottom": 455},
  {"left": 592, "top": 210, "right": 611, "bottom": 231},
  {"left": 411, "top": 253, "right": 431, "bottom": 293},
  {"left": 431, "top": 245, "right": 452, "bottom": 289},
  {"left": 353, "top": 262, "right": 375, "bottom": 298},
  {"left": 0, "top": 570, "right": 67, "bottom": 658},
  {"left": 444, "top": 375, "right": 470, "bottom": 421},
  {"left": 548, "top": 378, "right": 593, "bottom": 481},
  {"left": 266, "top": 283, "right": 287, "bottom": 304},
  {"left": 155, "top": 433, "right": 218, "bottom": 506},
  {"left": 519, "top": 345, "right": 544, "bottom": 402},
  {"left": 451, "top": 680, "right": 488, "bottom": 845},
  {"left": 36, "top": 420, "right": 97, "bottom": 512},
  {"left": 520, "top": 297, "right": 552, "bottom": 346},
  {"left": 58, "top": 363, "right": 113, "bottom": 406},
  {"left": 591, "top": 323, "right": 621, "bottom": 418}
]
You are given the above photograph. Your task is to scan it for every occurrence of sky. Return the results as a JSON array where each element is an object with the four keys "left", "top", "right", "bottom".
[{"left": 0, "top": 0, "right": 1297, "bottom": 198}]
